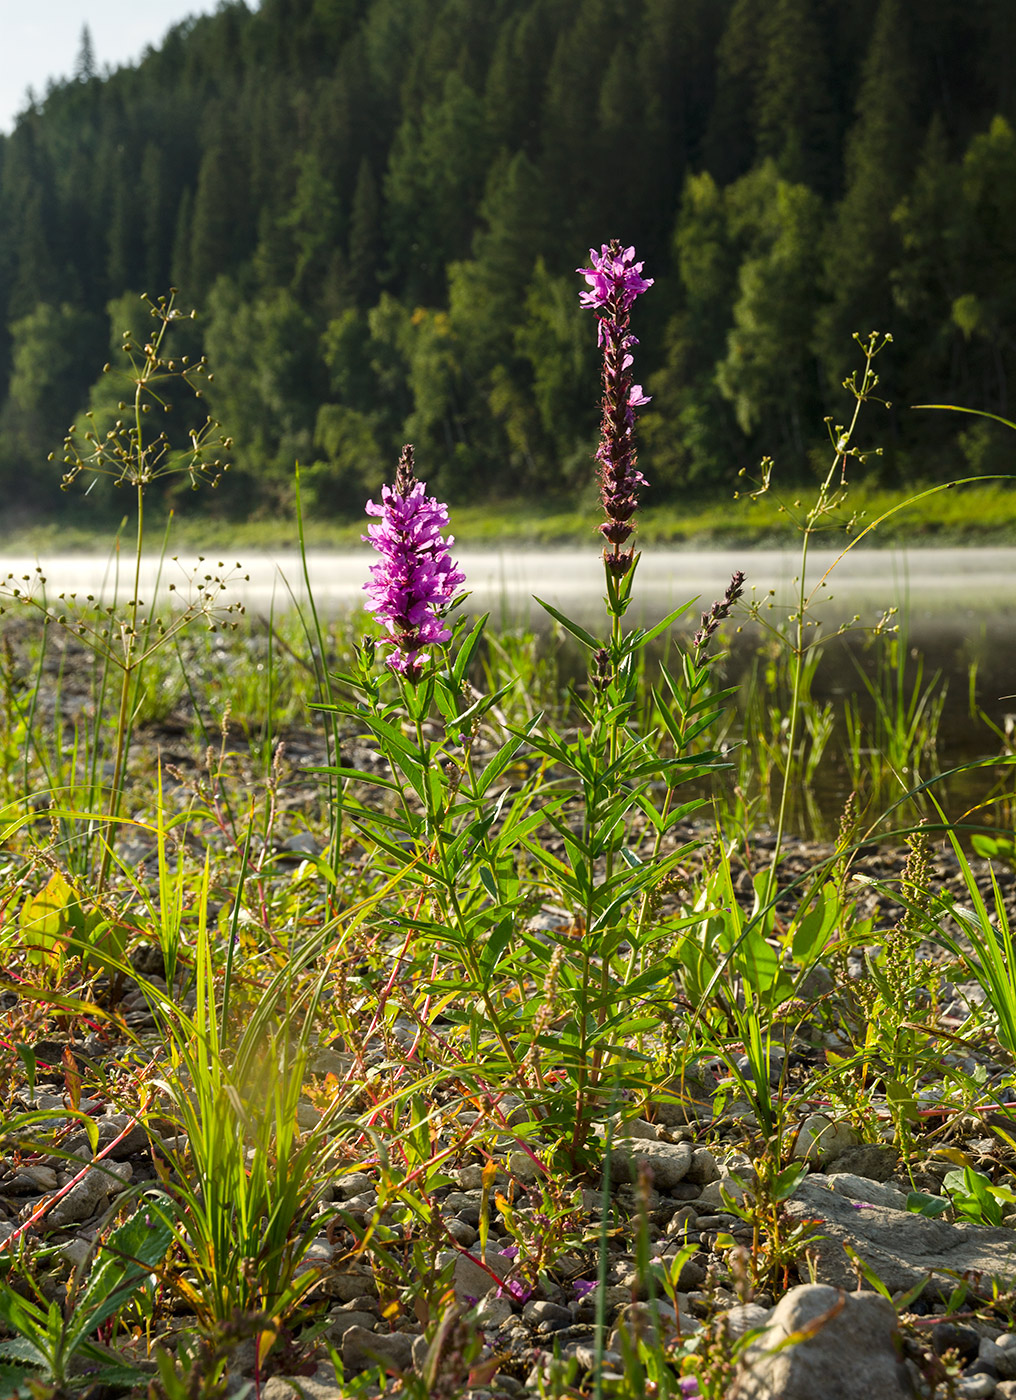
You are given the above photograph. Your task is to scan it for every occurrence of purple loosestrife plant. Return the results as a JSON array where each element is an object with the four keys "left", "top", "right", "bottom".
[
  {"left": 578, "top": 241, "right": 653, "bottom": 577},
  {"left": 363, "top": 445, "right": 465, "bottom": 681}
]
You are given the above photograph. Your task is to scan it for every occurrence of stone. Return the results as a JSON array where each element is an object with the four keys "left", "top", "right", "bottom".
[
  {"left": 955, "top": 1376, "right": 997, "bottom": 1399},
  {"left": 446, "top": 1218, "right": 478, "bottom": 1246},
  {"left": 507, "top": 1149, "right": 542, "bottom": 1184},
  {"left": 799, "top": 963, "right": 836, "bottom": 1000},
  {"left": 684, "top": 1147, "right": 721, "bottom": 1186},
  {"left": 443, "top": 1250, "right": 511, "bottom": 1305},
  {"left": 726, "top": 1283, "right": 914, "bottom": 1399},
  {"left": 261, "top": 1374, "right": 345, "bottom": 1400},
  {"left": 475, "top": 1294, "right": 514, "bottom": 1329},
  {"left": 695, "top": 1176, "right": 751, "bottom": 1211},
  {"left": 827, "top": 1173, "right": 909, "bottom": 1211},
  {"left": 648, "top": 1070, "right": 718, "bottom": 1126},
  {"left": 793, "top": 1114, "right": 860, "bottom": 1165},
  {"left": 934, "top": 1322, "right": 981, "bottom": 1360},
  {"left": 608, "top": 1300, "right": 678, "bottom": 1352},
  {"left": 823, "top": 1143, "right": 899, "bottom": 1181},
  {"left": 573, "top": 1345, "right": 623, "bottom": 1372},
  {"left": 613, "top": 1116, "right": 660, "bottom": 1141},
  {"left": 58, "top": 1238, "right": 92, "bottom": 1270},
  {"left": 340, "top": 1326, "right": 416, "bottom": 1374},
  {"left": 982, "top": 1336, "right": 1016, "bottom": 1381},
  {"left": 326, "top": 1269, "right": 377, "bottom": 1302},
  {"left": 783, "top": 1176, "right": 1016, "bottom": 1296},
  {"left": 46, "top": 1160, "right": 131, "bottom": 1226},
  {"left": 716, "top": 1302, "right": 773, "bottom": 1339},
  {"left": 97, "top": 1113, "right": 151, "bottom": 1157},
  {"left": 522, "top": 1300, "right": 572, "bottom": 1326},
  {"left": 325, "top": 1311, "right": 379, "bottom": 1340},
  {"left": 608, "top": 1139, "right": 693, "bottom": 1190}
]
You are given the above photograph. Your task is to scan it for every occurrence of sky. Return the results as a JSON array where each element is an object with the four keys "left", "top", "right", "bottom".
[{"left": 1, "top": 1, "right": 241, "bottom": 134}]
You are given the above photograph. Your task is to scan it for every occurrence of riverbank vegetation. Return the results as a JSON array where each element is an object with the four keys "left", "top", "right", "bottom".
[
  {"left": 6, "top": 475, "right": 1016, "bottom": 555},
  {"left": 3, "top": 252, "right": 1016, "bottom": 1400}
]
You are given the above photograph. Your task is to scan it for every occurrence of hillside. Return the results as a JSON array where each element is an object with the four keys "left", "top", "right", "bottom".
[{"left": 1, "top": 0, "right": 1014, "bottom": 524}]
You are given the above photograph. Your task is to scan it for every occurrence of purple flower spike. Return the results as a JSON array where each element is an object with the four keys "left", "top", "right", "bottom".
[
  {"left": 578, "top": 241, "right": 653, "bottom": 576},
  {"left": 363, "top": 444, "right": 465, "bottom": 680}
]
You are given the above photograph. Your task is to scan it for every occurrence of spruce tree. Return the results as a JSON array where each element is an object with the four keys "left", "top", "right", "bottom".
[{"left": 815, "top": 0, "right": 919, "bottom": 389}]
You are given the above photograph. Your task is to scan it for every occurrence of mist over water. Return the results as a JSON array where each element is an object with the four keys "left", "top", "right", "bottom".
[{"left": 8, "top": 545, "right": 1016, "bottom": 637}]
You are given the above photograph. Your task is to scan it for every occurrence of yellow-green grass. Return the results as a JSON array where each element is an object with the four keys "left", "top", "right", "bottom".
[{"left": 4, "top": 479, "right": 1016, "bottom": 553}]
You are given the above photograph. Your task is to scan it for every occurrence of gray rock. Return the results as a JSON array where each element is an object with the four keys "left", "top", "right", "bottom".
[
  {"left": 523, "top": 1300, "right": 572, "bottom": 1325},
  {"left": 784, "top": 1177, "right": 1016, "bottom": 1295},
  {"left": 324, "top": 1311, "right": 379, "bottom": 1340},
  {"left": 445, "top": 1250, "right": 511, "bottom": 1305},
  {"left": 97, "top": 1113, "right": 151, "bottom": 1157},
  {"left": 326, "top": 1269, "right": 377, "bottom": 1302},
  {"left": 695, "top": 1176, "right": 751, "bottom": 1211},
  {"left": 445, "top": 1218, "right": 478, "bottom": 1246},
  {"left": 799, "top": 963, "right": 836, "bottom": 1000},
  {"left": 793, "top": 1114, "right": 860, "bottom": 1165},
  {"left": 827, "top": 1173, "right": 909, "bottom": 1211},
  {"left": 341, "top": 1326, "right": 416, "bottom": 1374},
  {"left": 46, "top": 1160, "right": 131, "bottom": 1226},
  {"left": 956, "top": 1376, "right": 997, "bottom": 1399},
  {"left": 717, "top": 1302, "right": 773, "bottom": 1339},
  {"left": 648, "top": 1070, "right": 718, "bottom": 1126},
  {"left": 726, "top": 1283, "right": 914, "bottom": 1399},
  {"left": 608, "top": 1139, "right": 694, "bottom": 1190},
  {"left": 507, "top": 1149, "right": 542, "bottom": 1183},
  {"left": 261, "top": 1372, "right": 345, "bottom": 1400},
  {"left": 613, "top": 1116, "right": 660, "bottom": 1141},
  {"left": 982, "top": 1335, "right": 1016, "bottom": 1381},
  {"left": 684, "top": 1147, "right": 721, "bottom": 1185},
  {"left": 823, "top": 1143, "right": 899, "bottom": 1181},
  {"left": 573, "top": 1345, "right": 623, "bottom": 1372},
  {"left": 475, "top": 1294, "right": 514, "bottom": 1328}
]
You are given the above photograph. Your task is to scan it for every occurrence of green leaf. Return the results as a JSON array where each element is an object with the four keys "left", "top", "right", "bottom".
[
  {"left": 907, "top": 1191, "right": 950, "bottom": 1218},
  {"left": 772, "top": 1162, "right": 810, "bottom": 1202},
  {"left": 971, "top": 833, "right": 1016, "bottom": 868},
  {"left": 479, "top": 918, "right": 514, "bottom": 984},
  {"left": 533, "top": 598, "right": 599, "bottom": 650},
  {"left": 791, "top": 884, "right": 839, "bottom": 966},
  {"left": 629, "top": 598, "right": 696, "bottom": 650},
  {"left": 841, "top": 1244, "right": 892, "bottom": 1300}
]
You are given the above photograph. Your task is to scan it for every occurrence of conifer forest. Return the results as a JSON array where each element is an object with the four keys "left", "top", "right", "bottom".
[{"left": 0, "top": 0, "right": 1014, "bottom": 522}]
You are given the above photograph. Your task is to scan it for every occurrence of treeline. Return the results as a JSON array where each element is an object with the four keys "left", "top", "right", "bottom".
[{"left": 1, "top": 0, "right": 1015, "bottom": 523}]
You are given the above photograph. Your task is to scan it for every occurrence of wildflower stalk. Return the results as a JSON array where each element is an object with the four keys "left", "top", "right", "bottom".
[
  {"left": 570, "top": 244, "right": 655, "bottom": 1149},
  {"left": 52, "top": 291, "right": 234, "bottom": 896}
]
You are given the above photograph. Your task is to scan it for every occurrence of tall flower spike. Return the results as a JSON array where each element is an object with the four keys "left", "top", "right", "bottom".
[
  {"left": 363, "top": 444, "right": 465, "bottom": 680},
  {"left": 578, "top": 241, "right": 653, "bottom": 576}
]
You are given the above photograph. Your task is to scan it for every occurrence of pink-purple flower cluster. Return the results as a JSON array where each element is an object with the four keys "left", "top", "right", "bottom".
[
  {"left": 363, "top": 445, "right": 464, "bottom": 679},
  {"left": 577, "top": 241, "right": 653, "bottom": 575}
]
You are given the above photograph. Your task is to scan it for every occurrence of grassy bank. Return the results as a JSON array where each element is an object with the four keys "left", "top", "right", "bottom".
[{"left": 4, "top": 478, "right": 1016, "bottom": 554}]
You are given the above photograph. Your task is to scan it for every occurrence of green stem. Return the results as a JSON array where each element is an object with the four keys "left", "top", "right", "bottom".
[{"left": 96, "top": 476, "right": 144, "bottom": 896}]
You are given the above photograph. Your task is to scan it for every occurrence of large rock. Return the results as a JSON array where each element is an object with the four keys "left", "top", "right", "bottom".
[
  {"left": 783, "top": 1174, "right": 1016, "bottom": 1295},
  {"left": 607, "top": 1139, "right": 694, "bottom": 1190},
  {"left": 340, "top": 1326, "right": 416, "bottom": 1375},
  {"left": 726, "top": 1283, "right": 913, "bottom": 1399}
]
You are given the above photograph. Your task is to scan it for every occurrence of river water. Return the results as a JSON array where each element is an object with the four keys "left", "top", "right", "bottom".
[
  {"left": 3, "top": 542, "right": 1015, "bottom": 836},
  {"left": 4, "top": 544, "right": 1016, "bottom": 632}
]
